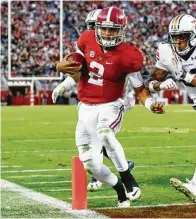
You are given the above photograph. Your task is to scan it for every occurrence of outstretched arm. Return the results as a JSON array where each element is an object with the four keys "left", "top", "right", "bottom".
[
  {"left": 148, "top": 67, "right": 177, "bottom": 92},
  {"left": 127, "top": 72, "right": 165, "bottom": 114},
  {"left": 134, "top": 85, "right": 165, "bottom": 114}
]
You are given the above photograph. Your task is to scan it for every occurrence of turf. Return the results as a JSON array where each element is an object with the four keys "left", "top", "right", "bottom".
[
  {"left": 1, "top": 105, "right": 196, "bottom": 213},
  {"left": 1, "top": 190, "right": 76, "bottom": 218}
]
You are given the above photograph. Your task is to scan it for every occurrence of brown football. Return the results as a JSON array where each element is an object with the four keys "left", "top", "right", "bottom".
[
  {"left": 67, "top": 53, "right": 85, "bottom": 65},
  {"left": 67, "top": 53, "right": 86, "bottom": 82}
]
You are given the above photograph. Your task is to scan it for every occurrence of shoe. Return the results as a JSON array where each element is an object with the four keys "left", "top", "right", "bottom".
[
  {"left": 126, "top": 186, "right": 141, "bottom": 201},
  {"left": 87, "top": 177, "right": 102, "bottom": 191},
  {"left": 127, "top": 160, "right": 134, "bottom": 172},
  {"left": 170, "top": 177, "right": 196, "bottom": 203},
  {"left": 117, "top": 199, "right": 130, "bottom": 208},
  {"left": 125, "top": 173, "right": 141, "bottom": 201}
]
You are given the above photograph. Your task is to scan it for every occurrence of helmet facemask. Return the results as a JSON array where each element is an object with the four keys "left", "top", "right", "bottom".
[
  {"left": 96, "top": 22, "right": 126, "bottom": 47},
  {"left": 168, "top": 31, "right": 196, "bottom": 55}
]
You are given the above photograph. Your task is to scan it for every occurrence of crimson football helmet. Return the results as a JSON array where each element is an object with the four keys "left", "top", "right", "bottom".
[{"left": 96, "top": 6, "right": 127, "bottom": 47}]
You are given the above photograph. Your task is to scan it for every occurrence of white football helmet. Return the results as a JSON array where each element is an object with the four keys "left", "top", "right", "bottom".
[
  {"left": 168, "top": 14, "right": 196, "bottom": 55},
  {"left": 85, "top": 9, "right": 102, "bottom": 30}
]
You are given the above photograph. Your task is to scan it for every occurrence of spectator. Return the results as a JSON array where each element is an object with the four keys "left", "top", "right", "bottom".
[
  {"left": 6, "top": 91, "right": 13, "bottom": 106},
  {"left": 40, "top": 91, "right": 49, "bottom": 105}
]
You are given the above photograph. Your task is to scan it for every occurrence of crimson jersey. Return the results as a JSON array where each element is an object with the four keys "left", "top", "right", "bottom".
[{"left": 77, "top": 30, "right": 143, "bottom": 104}]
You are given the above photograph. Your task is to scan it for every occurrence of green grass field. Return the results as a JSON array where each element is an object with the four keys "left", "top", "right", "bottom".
[{"left": 1, "top": 105, "right": 196, "bottom": 217}]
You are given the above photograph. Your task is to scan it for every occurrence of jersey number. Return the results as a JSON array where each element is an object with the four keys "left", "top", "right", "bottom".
[{"left": 88, "top": 61, "right": 104, "bottom": 86}]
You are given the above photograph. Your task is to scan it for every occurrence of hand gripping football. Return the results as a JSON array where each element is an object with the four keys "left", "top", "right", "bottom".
[{"left": 67, "top": 53, "right": 85, "bottom": 66}]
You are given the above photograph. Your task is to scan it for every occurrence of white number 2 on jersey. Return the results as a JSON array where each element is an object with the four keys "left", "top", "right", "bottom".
[{"left": 88, "top": 61, "right": 104, "bottom": 86}]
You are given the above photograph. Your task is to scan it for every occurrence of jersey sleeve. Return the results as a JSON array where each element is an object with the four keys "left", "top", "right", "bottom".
[
  {"left": 124, "top": 46, "right": 144, "bottom": 73},
  {"left": 155, "top": 45, "right": 167, "bottom": 71}
]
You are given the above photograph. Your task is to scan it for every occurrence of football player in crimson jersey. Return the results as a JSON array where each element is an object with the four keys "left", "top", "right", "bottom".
[
  {"left": 146, "top": 14, "right": 196, "bottom": 202},
  {"left": 54, "top": 8, "right": 135, "bottom": 192},
  {"left": 85, "top": 8, "right": 136, "bottom": 192},
  {"left": 53, "top": 6, "right": 165, "bottom": 207}
]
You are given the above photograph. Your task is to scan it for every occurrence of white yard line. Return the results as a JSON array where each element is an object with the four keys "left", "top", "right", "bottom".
[
  {"left": 2, "top": 149, "right": 76, "bottom": 153},
  {"left": 1, "top": 165, "right": 23, "bottom": 168},
  {"left": 2, "top": 164, "right": 194, "bottom": 175},
  {"left": 173, "top": 110, "right": 196, "bottom": 113},
  {"left": 2, "top": 145, "right": 196, "bottom": 154},
  {"left": 2, "top": 168, "right": 71, "bottom": 173},
  {"left": 123, "top": 145, "right": 196, "bottom": 150},
  {"left": 1, "top": 179, "right": 108, "bottom": 218},
  {"left": 68, "top": 196, "right": 117, "bottom": 200},
  {"left": 6, "top": 135, "right": 163, "bottom": 143},
  {"left": 1, "top": 145, "right": 196, "bottom": 154},
  {"left": 7, "top": 175, "right": 60, "bottom": 178},
  {"left": 24, "top": 181, "right": 71, "bottom": 184},
  {"left": 45, "top": 189, "right": 72, "bottom": 192}
]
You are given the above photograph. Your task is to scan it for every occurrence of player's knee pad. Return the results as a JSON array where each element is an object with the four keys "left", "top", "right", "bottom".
[
  {"left": 77, "top": 145, "right": 101, "bottom": 175},
  {"left": 77, "top": 145, "right": 92, "bottom": 173}
]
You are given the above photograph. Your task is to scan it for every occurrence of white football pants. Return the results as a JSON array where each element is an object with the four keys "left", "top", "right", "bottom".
[{"left": 75, "top": 99, "right": 128, "bottom": 186}]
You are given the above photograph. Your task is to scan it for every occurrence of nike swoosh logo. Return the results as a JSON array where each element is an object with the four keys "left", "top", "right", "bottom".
[
  {"left": 132, "top": 189, "right": 139, "bottom": 196},
  {"left": 106, "top": 62, "right": 113, "bottom": 64}
]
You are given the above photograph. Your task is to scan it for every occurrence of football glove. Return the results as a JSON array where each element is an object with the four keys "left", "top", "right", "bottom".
[
  {"left": 52, "top": 85, "right": 66, "bottom": 103},
  {"left": 160, "top": 78, "right": 177, "bottom": 90}
]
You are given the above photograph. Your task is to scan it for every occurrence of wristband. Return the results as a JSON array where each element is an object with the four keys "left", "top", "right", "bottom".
[
  {"left": 184, "top": 72, "right": 194, "bottom": 84},
  {"left": 149, "top": 80, "right": 158, "bottom": 92}
]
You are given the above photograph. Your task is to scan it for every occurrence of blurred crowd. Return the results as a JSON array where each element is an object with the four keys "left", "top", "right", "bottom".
[
  {"left": 63, "top": 1, "right": 196, "bottom": 78},
  {"left": 1, "top": 1, "right": 196, "bottom": 82},
  {"left": 1, "top": 1, "right": 8, "bottom": 89},
  {"left": 1, "top": 1, "right": 60, "bottom": 80}
]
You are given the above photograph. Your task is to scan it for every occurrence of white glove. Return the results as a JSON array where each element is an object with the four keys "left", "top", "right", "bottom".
[
  {"left": 52, "top": 85, "right": 66, "bottom": 103},
  {"left": 52, "top": 76, "right": 76, "bottom": 103},
  {"left": 160, "top": 78, "right": 177, "bottom": 90}
]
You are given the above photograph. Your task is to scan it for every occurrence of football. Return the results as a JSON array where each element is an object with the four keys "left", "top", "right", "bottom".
[
  {"left": 67, "top": 52, "right": 85, "bottom": 66},
  {"left": 67, "top": 53, "right": 86, "bottom": 82}
]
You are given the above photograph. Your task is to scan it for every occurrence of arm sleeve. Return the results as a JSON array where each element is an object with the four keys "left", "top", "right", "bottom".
[{"left": 127, "top": 71, "right": 144, "bottom": 88}]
